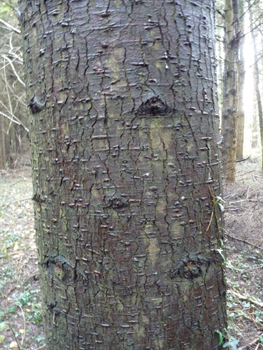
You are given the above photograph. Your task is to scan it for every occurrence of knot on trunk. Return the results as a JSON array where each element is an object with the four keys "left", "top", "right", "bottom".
[{"left": 137, "top": 96, "right": 172, "bottom": 116}]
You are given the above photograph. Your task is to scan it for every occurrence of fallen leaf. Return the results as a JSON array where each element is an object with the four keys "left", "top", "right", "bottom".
[
  {"left": 0, "top": 335, "right": 5, "bottom": 343},
  {"left": 10, "top": 340, "right": 18, "bottom": 348},
  {"left": 0, "top": 322, "right": 6, "bottom": 332}
]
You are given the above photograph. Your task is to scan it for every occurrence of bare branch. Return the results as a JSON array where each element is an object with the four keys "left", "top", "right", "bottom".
[
  {"left": 2, "top": 55, "right": 25, "bottom": 86},
  {"left": 0, "top": 18, "right": 20, "bottom": 34},
  {"left": 0, "top": 110, "right": 29, "bottom": 133}
]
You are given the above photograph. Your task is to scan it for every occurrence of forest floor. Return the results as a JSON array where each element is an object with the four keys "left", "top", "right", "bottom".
[
  {"left": 0, "top": 159, "right": 263, "bottom": 350},
  {"left": 224, "top": 156, "right": 263, "bottom": 350},
  {"left": 0, "top": 166, "right": 45, "bottom": 350}
]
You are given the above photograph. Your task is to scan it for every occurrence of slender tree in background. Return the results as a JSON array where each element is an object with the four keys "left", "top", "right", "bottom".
[
  {"left": 0, "top": 2, "right": 28, "bottom": 169},
  {"left": 19, "top": 1, "right": 227, "bottom": 349},
  {"left": 215, "top": 1, "right": 225, "bottom": 118},
  {"left": 235, "top": 0, "right": 245, "bottom": 161},
  {"left": 248, "top": 0, "right": 263, "bottom": 168},
  {"left": 221, "top": 0, "right": 238, "bottom": 181}
]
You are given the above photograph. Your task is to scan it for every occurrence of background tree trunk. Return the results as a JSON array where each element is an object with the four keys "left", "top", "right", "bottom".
[
  {"left": 235, "top": 0, "right": 245, "bottom": 161},
  {"left": 0, "top": 116, "right": 6, "bottom": 168},
  {"left": 215, "top": 2, "right": 226, "bottom": 120},
  {"left": 0, "top": 11, "right": 28, "bottom": 169},
  {"left": 19, "top": 1, "right": 227, "bottom": 349},
  {"left": 248, "top": 0, "right": 263, "bottom": 167},
  {"left": 221, "top": 0, "right": 238, "bottom": 182}
]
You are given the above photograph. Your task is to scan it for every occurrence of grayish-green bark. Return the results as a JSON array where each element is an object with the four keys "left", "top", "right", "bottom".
[
  {"left": 221, "top": 0, "right": 238, "bottom": 182},
  {"left": 19, "top": 1, "right": 227, "bottom": 349}
]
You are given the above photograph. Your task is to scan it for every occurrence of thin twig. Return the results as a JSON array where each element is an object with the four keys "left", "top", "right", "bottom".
[
  {"left": 235, "top": 170, "right": 256, "bottom": 177},
  {"left": 0, "top": 197, "right": 32, "bottom": 209},
  {"left": 8, "top": 324, "right": 22, "bottom": 350},
  {"left": 0, "top": 18, "right": 21, "bottom": 33},
  {"left": 35, "top": 345, "right": 46, "bottom": 350},
  {"left": 225, "top": 233, "right": 263, "bottom": 252},
  {"left": 206, "top": 210, "right": 213, "bottom": 232},
  {"left": 229, "top": 289, "right": 263, "bottom": 308},
  {"left": 17, "top": 304, "right": 26, "bottom": 348},
  {"left": 10, "top": 179, "right": 31, "bottom": 187},
  {"left": 236, "top": 155, "right": 251, "bottom": 162},
  {"left": 2, "top": 54, "right": 25, "bottom": 86},
  {"left": 246, "top": 334, "right": 263, "bottom": 347}
]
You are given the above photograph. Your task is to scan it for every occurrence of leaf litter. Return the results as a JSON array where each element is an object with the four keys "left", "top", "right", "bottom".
[
  {"left": 225, "top": 157, "right": 263, "bottom": 350},
  {"left": 0, "top": 169, "right": 45, "bottom": 350}
]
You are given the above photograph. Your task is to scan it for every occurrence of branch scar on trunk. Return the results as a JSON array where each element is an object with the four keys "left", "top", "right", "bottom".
[{"left": 136, "top": 96, "right": 172, "bottom": 116}]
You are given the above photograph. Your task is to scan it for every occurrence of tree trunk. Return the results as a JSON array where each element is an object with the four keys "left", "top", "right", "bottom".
[
  {"left": 215, "top": 4, "right": 226, "bottom": 119},
  {"left": 235, "top": 0, "right": 245, "bottom": 161},
  {"left": 221, "top": 0, "right": 238, "bottom": 182},
  {"left": 19, "top": 1, "right": 227, "bottom": 349},
  {"left": 0, "top": 115, "right": 6, "bottom": 169},
  {"left": 251, "top": 68, "right": 260, "bottom": 150},
  {"left": 248, "top": 0, "right": 263, "bottom": 167}
]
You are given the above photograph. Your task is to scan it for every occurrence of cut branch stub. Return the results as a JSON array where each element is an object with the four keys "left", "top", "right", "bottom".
[
  {"left": 104, "top": 195, "right": 129, "bottom": 210},
  {"left": 170, "top": 253, "right": 210, "bottom": 280},
  {"left": 137, "top": 96, "right": 172, "bottom": 116},
  {"left": 32, "top": 192, "right": 45, "bottom": 203},
  {"left": 29, "top": 96, "right": 45, "bottom": 114}
]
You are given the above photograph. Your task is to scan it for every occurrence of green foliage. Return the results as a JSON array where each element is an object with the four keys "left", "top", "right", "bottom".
[
  {"left": 0, "top": 322, "right": 5, "bottom": 344},
  {"left": 223, "top": 337, "right": 242, "bottom": 350},
  {"left": 215, "top": 329, "right": 224, "bottom": 346},
  {"left": 0, "top": 322, "right": 6, "bottom": 332},
  {"left": 216, "top": 328, "right": 242, "bottom": 350},
  {"left": 0, "top": 1, "right": 13, "bottom": 18},
  {"left": 215, "top": 329, "right": 243, "bottom": 349},
  {"left": 13, "top": 290, "right": 42, "bottom": 323},
  {"left": 17, "top": 291, "right": 32, "bottom": 307}
]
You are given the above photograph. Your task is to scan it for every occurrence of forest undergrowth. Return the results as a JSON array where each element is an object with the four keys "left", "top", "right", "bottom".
[
  {"left": 224, "top": 156, "right": 263, "bottom": 350},
  {"left": 0, "top": 158, "right": 263, "bottom": 350}
]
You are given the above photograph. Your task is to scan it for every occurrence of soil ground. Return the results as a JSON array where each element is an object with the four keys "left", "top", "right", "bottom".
[
  {"left": 0, "top": 159, "right": 263, "bottom": 350},
  {"left": 224, "top": 157, "right": 263, "bottom": 350},
  {"left": 0, "top": 167, "right": 45, "bottom": 350}
]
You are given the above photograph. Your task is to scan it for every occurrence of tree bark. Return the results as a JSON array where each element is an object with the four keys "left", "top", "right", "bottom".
[
  {"left": 19, "top": 1, "right": 227, "bottom": 349},
  {"left": 215, "top": 4, "right": 225, "bottom": 120},
  {"left": 0, "top": 115, "right": 6, "bottom": 169},
  {"left": 221, "top": 0, "right": 238, "bottom": 182},
  {"left": 248, "top": 0, "right": 263, "bottom": 167},
  {"left": 235, "top": 0, "right": 245, "bottom": 161}
]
